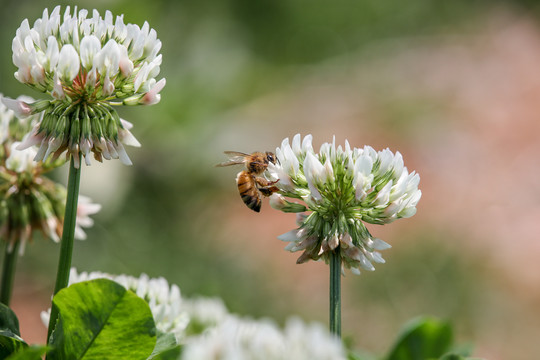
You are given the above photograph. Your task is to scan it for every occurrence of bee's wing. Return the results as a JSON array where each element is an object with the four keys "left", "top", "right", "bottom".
[
  {"left": 215, "top": 151, "right": 248, "bottom": 167},
  {"left": 223, "top": 151, "right": 249, "bottom": 158}
]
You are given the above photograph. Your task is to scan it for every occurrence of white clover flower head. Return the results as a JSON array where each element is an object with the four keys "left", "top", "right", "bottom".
[
  {"left": 268, "top": 134, "right": 422, "bottom": 274},
  {"left": 181, "top": 315, "right": 347, "bottom": 360},
  {"left": 7, "top": 6, "right": 165, "bottom": 168}
]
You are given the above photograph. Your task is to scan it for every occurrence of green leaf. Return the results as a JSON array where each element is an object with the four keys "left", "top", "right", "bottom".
[
  {"left": 0, "top": 303, "right": 21, "bottom": 336},
  {"left": 0, "top": 329, "right": 28, "bottom": 359},
  {"left": 5, "top": 345, "right": 48, "bottom": 360},
  {"left": 148, "top": 345, "right": 181, "bottom": 360},
  {"left": 147, "top": 332, "right": 181, "bottom": 360},
  {"left": 386, "top": 316, "right": 453, "bottom": 360},
  {"left": 48, "top": 278, "right": 157, "bottom": 360}
]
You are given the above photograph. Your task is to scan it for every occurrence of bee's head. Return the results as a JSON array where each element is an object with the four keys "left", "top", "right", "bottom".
[{"left": 265, "top": 152, "right": 278, "bottom": 165}]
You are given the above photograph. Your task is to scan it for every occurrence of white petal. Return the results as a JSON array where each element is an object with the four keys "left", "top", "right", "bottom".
[
  {"left": 45, "top": 36, "right": 59, "bottom": 71},
  {"left": 115, "top": 142, "right": 133, "bottom": 166},
  {"left": 277, "top": 228, "right": 303, "bottom": 242},
  {"left": 302, "top": 134, "right": 313, "bottom": 154},
  {"left": 370, "top": 238, "right": 392, "bottom": 250},
  {"left": 291, "top": 133, "right": 301, "bottom": 155},
  {"left": 94, "top": 39, "right": 120, "bottom": 77},
  {"left": 80, "top": 35, "right": 101, "bottom": 69},
  {"left": 57, "top": 44, "right": 80, "bottom": 81}
]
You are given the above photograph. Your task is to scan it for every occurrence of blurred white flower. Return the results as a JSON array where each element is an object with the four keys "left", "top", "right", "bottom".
[
  {"left": 5, "top": 6, "right": 165, "bottom": 168},
  {"left": 182, "top": 296, "right": 229, "bottom": 334},
  {"left": 267, "top": 134, "right": 422, "bottom": 274},
  {"left": 181, "top": 316, "right": 347, "bottom": 360}
]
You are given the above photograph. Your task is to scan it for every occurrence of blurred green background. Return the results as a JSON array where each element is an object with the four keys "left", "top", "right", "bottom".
[{"left": 2, "top": 0, "right": 540, "bottom": 358}]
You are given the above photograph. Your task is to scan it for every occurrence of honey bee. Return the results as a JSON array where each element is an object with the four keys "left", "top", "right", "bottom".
[{"left": 216, "top": 151, "right": 280, "bottom": 212}]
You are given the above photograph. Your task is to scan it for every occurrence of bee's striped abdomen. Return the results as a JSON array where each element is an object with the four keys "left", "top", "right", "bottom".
[{"left": 236, "top": 171, "right": 262, "bottom": 212}]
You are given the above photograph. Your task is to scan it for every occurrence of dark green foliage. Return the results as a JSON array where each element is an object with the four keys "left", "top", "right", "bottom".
[
  {"left": 47, "top": 279, "right": 156, "bottom": 360},
  {"left": 0, "top": 303, "right": 20, "bottom": 336},
  {"left": 386, "top": 316, "right": 453, "bottom": 360},
  {"left": 5, "top": 346, "right": 48, "bottom": 360}
]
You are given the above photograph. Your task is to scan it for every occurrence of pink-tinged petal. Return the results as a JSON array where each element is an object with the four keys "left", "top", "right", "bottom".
[
  {"left": 77, "top": 196, "right": 102, "bottom": 217},
  {"left": 118, "top": 46, "right": 134, "bottom": 77},
  {"left": 51, "top": 73, "right": 65, "bottom": 99},
  {"left": 16, "top": 125, "right": 44, "bottom": 150},
  {"left": 102, "top": 74, "right": 114, "bottom": 96},
  {"left": 80, "top": 138, "right": 93, "bottom": 165},
  {"left": 1, "top": 97, "right": 32, "bottom": 118},
  {"left": 139, "top": 78, "right": 165, "bottom": 105},
  {"left": 85, "top": 68, "right": 98, "bottom": 89},
  {"left": 119, "top": 127, "right": 141, "bottom": 147},
  {"left": 96, "top": 138, "right": 111, "bottom": 160}
]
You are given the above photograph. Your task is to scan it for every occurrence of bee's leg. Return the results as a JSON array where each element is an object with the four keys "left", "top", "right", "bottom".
[
  {"left": 259, "top": 186, "right": 280, "bottom": 197},
  {"left": 253, "top": 177, "right": 278, "bottom": 187}
]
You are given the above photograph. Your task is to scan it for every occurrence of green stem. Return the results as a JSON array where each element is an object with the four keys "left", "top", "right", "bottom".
[
  {"left": 0, "top": 242, "right": 20, "bottom": 306},
  {"left": 329, "top": 247, "right": 341, "bottom": 337},
  {"left": 46, "top": 155, "right": 81, "bottom": 342}
]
